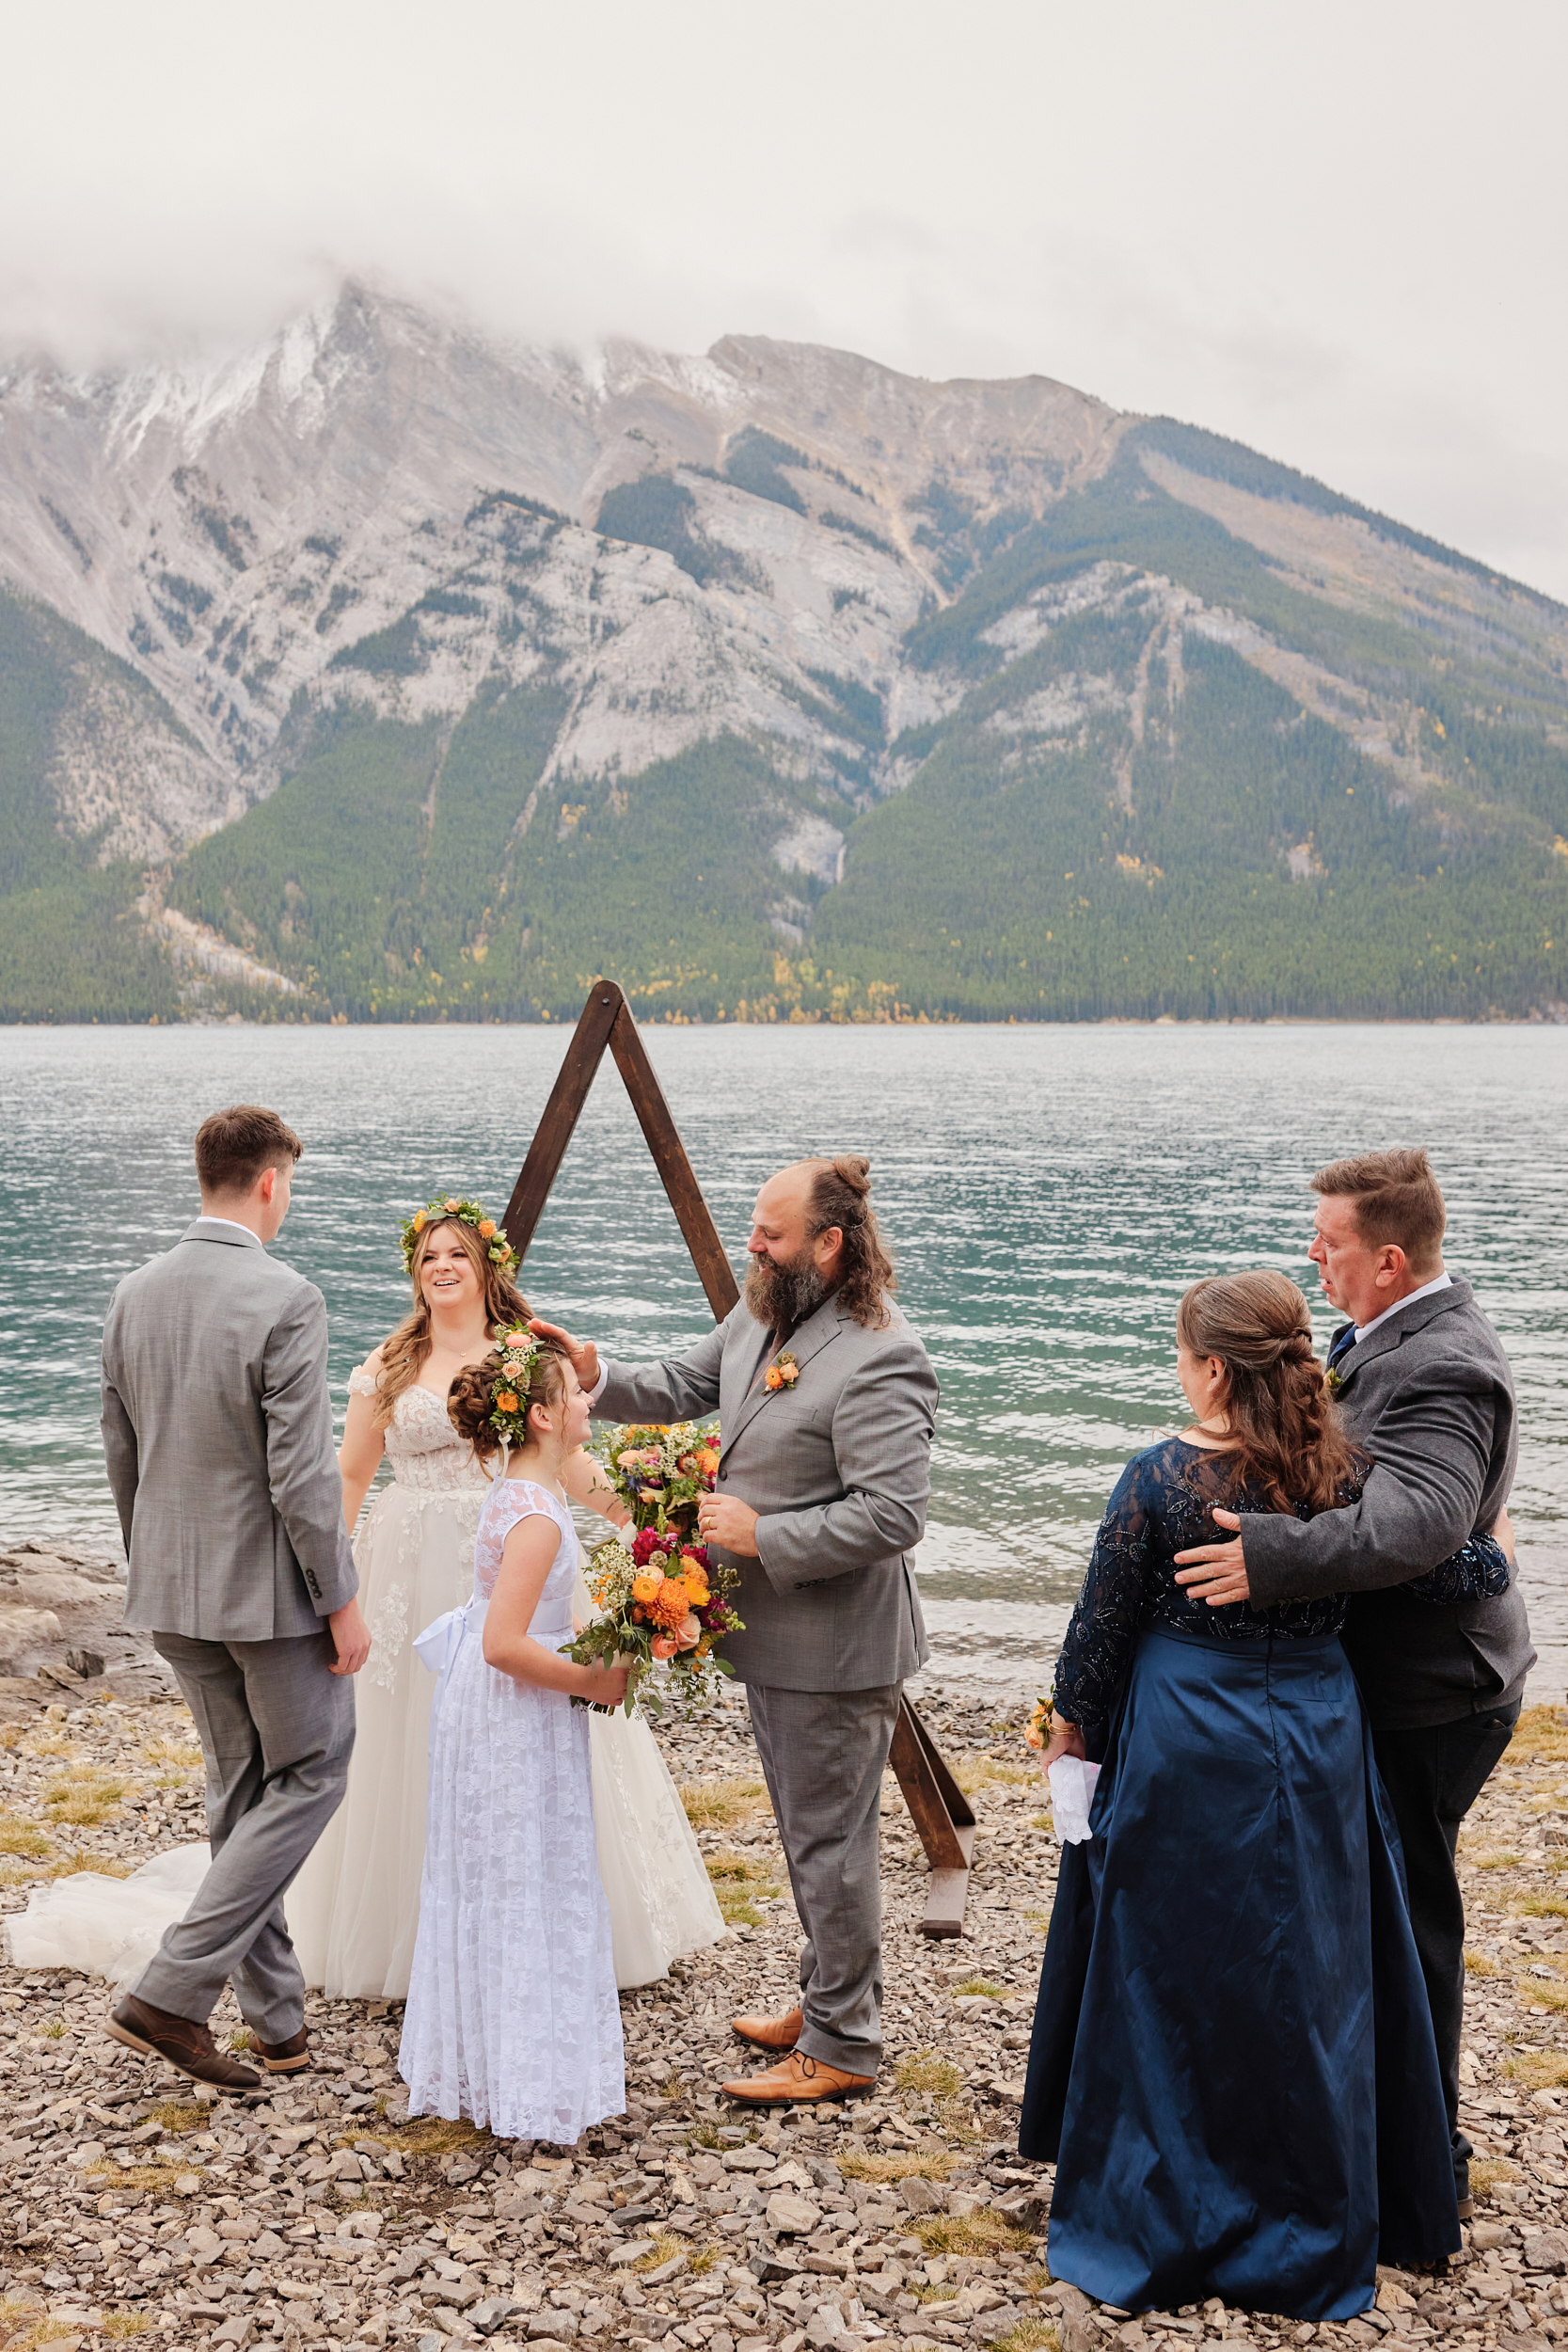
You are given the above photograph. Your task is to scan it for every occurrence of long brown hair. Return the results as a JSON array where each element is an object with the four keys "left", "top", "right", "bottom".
[
  {"left": 807, "top": 1154, "right": 895, "bottom": 1329},
  {"left": 448, "top": 1341, "right": 568, "bottom": 1463},
  {"left": 1177, "top": 1270, "right": 1360, "bottom": 1515},
  {"left": 372, "top": 1216, "right": 533, "bottom": 1428}
]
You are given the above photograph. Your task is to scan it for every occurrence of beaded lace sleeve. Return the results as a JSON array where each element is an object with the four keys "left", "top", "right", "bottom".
[
  {"left": 1404, "top": 1530, "right": 1513, "bottom": 1605},
  {"left": 1052, "top": 1458, "right": 1152, "bottom": 1736}
]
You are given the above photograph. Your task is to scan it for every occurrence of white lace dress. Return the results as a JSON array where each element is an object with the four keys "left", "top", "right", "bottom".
[
  {"left": 287, "top": 1374, "right": 490, "bottom": 2000},
  {"left": 286, "top": 1369, "right": 723, "bottom": 2001},
  {"left": 399, "top": 1477, "right": 625, "bottom": 2142}
]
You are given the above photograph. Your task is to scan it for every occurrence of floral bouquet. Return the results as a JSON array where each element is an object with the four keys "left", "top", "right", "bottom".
[
  {"left": 563, "top": 1418, "right": 742, "bottom": 1715},
  {"left": 562, "top": 1533, "right": 744, "bottom": 1718},
  {"left": 594, "top": 1420, "right": 721, "bottom": 1540},
  {"left": 1023, "top": 1692, "right": 1053, "bottom": 1753}
]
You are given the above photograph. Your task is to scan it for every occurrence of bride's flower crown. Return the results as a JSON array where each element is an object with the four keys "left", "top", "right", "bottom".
[{"left": 400, "top": 1192, "right": 520, "bottom": 1279}]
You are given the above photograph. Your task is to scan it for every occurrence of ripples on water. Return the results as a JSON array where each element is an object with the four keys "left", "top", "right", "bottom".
[{"left": 1, "top": 1023, "right": 1563, "bottom": 1698}]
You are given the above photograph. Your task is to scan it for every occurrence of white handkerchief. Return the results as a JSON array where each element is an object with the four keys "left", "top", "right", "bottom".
[{"left": 1048, "top": 1756, "right": 1102, "bottom": 1844}]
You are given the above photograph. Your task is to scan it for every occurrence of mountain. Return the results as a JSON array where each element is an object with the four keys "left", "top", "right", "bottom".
[{"left": 3, "top": 281, "right": 1566, "bottom": 1023}]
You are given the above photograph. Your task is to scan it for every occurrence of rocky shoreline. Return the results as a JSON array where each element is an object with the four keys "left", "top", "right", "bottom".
[{"left": 0, "top": 1552, "right": 1562, "bottom": 2352}]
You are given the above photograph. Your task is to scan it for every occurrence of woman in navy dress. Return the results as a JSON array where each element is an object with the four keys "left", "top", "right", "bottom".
[{"left": 1020, "top": 1271, "right": 1508, "bottom": 2319}]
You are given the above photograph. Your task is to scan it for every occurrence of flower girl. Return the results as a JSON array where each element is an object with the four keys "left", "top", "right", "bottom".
[{"left": 399, "top": 1333, "right": 628, "bottom": 2143}]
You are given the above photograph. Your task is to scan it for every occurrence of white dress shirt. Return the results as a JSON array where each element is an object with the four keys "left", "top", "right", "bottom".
[{"left": 1352, "top": 1268, "right": 1453, "bottom": 1347}]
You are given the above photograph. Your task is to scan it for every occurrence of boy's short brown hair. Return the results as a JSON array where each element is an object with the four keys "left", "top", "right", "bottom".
[
  {"left": 1311, "top": 1148, "right": 1446, "bottom": 1276},
  {"left": 195, "top": 1104, "right": 303, "bottom": 1196}
]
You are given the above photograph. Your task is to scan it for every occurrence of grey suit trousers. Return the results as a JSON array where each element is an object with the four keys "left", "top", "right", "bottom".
[
  {"left": 135, "top": 1629, "right": 355, "bottom": 2040},
  {"left": 746, "top": 1680, "right": 902, "bottom": 2076}
]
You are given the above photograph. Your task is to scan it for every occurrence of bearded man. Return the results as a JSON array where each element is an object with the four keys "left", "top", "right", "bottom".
[{"left": 533, "top": 1154, "right": 938, "bottom": 2105}]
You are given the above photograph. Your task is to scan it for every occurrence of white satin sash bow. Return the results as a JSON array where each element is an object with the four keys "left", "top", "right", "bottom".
[{"left": 413, "top": 1599, "right": 477, "bottom": 1677}]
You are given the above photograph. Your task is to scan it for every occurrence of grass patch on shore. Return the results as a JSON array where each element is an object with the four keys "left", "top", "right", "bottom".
[
  {"left": 1516, "top": 1897, "right": 1568, "bottom": 1918},
  {"left": 1502, "top": 2049, "right": 1568, "bottom": 2088},
  {"left": 1513, "top": 1708, "right": 1568, "bottom": 1765},
  {"left": 150, "top": 2101, "right": 209, "bottom": 2136},
  {"left": 378, "top": 2115, "right": 488, "bottom": 2157},
  {"left": 1521, "top": 1979, "right": 1568, "bottom": 2012},
  {"left": 915, "top": 2210, "right": 1034, "bottom": 2256},
  {"left": 705, "top": 1851, "right": 782, "bottom": 1926},
  {"left": 102, "top": 2317, "right": 152, "bottom": 2339},
  {"left": 47, "top": 1850, "right": 131, "bottom": 1879},
  {"left": 0, "top": 1813, "right": 53, "bottom": 1857},
  {"left": 955, "top": 1759, "right": 1037, "bottom": 1795},
  {"left": 951, "top": 1978, "right": 1013, "bottom": 1999},
  {"left": 634, "top": 2231, "right": 689, "bottom": 2272},
  {"left": 838, "top": 2146, "right": 955, "bottom": 2184},
  {"left": 680, "top": 1779, "right": 770, "bottom": 1831},
  {"left": 988, "top": 2320, "right": 1060, "bottom": 2352},
  {"left": 1469, "top": 2157, "right": 1520, "bottom": 2201},
  {"left": 1465, "top": 1951, "right": 1502, "bottom": 1976},
  {"left": 1465, "top": 1849, "right": 1522, "bottom": 1871},
  {"left": 43, "top": 1774, "right": 125, "bottom": 1827},
  {"left": 87, "top": 2160, "right": 204, "bottom": 2191}
]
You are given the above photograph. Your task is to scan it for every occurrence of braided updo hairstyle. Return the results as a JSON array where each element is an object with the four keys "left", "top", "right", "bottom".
[
  {"left": 447, "top": 1339, "right": 569, "bottom": 1463},
  {"left": 806, "top": 1154, "right": 895, "bottom": 1328},
  {"left": 1176, "top": 1269, "right": 1360, "bottom": 1514}
]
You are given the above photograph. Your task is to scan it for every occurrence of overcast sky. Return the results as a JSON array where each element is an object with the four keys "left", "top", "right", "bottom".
[{"left": 3, "top": 0, "right": 1564, "bottom": 597}]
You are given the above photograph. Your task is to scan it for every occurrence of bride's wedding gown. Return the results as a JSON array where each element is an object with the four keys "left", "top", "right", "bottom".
[{"left": 7, "top": 1375, "right": 722, "bottom": 1994}]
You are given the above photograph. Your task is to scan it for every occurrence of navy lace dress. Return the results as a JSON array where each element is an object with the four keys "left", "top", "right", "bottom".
[{"left": 1020, "top": 1437, "right": 1482, "bottom": 2319}]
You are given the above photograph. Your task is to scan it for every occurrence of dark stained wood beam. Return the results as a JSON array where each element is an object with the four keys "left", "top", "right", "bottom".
[
  {"left": 890, "top": 1695, "right": 979, "bottom": 1938},
  {"left": 606, "top": 1002, "right": 739, "bottom": 1321},
  {"left": 501, "top": 983, "right": 624, "bottom": 1264}
]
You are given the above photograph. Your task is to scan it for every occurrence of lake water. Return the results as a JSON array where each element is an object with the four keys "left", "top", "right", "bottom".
[{"left": 2, "top": 1022, "right": 1564, "bottom": 1702}]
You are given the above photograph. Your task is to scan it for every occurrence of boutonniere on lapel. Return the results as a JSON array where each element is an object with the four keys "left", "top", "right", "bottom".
[
  {"left": 763, "top": 1350, "right": 800, "bottom": 1394},
  {"left": 1325, "top": 1368, "right": 1345, "bottom": 1396}
]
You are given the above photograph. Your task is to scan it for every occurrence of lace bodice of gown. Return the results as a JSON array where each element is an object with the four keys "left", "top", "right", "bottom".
[
  {"left": 349, "top": 1368, "right": 490, "bottom": 1495},
  {"left": 471, "top": 1478, "right": 577, "bottom": 1627}
]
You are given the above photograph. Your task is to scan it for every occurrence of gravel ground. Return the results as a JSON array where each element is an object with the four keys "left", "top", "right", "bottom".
[{"left": 0, "top": 1660, "right": 1563, "bottom": 2352}]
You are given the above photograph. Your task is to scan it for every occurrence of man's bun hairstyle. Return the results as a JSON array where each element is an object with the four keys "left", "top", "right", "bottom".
[
  {"left": 195, "top": 1104, "right": 303, "bottom": 1196},
  {"left": 806, "top": 1153, "right": 895, "bottom": 1328}
]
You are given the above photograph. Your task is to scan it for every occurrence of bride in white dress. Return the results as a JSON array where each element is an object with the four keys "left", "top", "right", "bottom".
[
  {"left": 7, "top": 1198, "right": 721, "bottom": 1997},
  {"left": 287, "top": 1195, "right": 723, "bottom": 1997}
]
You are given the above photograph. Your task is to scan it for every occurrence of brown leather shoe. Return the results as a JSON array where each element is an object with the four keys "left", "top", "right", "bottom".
[
  {"left": 731, "top": 2004, "right": 804, "bottom": 2052},
  {"left": 722, "top": 2049, "right": 874, "bottom": 2105},
  {"left": 106, "top": 1993, "right": 261, "bottom": 2092},
  {"left": 242, "top": 2026, "right": 311, "bottom": 2074}
]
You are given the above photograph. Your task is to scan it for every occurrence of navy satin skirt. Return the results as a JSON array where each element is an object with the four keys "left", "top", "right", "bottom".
[{"left": 1019, "top": 1625, "right": 1460, "bottom": 2319}]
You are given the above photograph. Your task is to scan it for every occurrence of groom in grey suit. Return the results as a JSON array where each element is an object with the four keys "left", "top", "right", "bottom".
[
  {"left": 101, "top": 1104, "right": 367, "bottom": 2090},
  {"left": 535, "top": 1154, "right": 938, "bottom": 2104}
]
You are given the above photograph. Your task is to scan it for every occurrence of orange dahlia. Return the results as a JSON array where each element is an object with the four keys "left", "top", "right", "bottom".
[
  {"left": 644, "top": 1577, "right": 694, "bottom": 1633},
  {"left": 631, "top": 1573, "right": 662, "bottom": 1606}
]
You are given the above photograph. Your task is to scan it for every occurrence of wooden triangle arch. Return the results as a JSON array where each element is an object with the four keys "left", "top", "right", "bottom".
[{"left": 503, "top": 978, "right": 977, "bottom": 1939}]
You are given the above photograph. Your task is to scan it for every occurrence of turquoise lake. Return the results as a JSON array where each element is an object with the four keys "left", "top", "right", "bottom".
[{"left": 1, "top": 1022, "right": 1563, "bottom": 1699}]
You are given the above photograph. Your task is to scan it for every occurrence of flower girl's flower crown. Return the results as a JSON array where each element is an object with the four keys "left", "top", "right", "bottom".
[
  {"left": 400, "top": 1193, "right": 519, "bottom": 1279},
  {"left": 487, "top": 1327, "right": 545, "bottom": 1447}
]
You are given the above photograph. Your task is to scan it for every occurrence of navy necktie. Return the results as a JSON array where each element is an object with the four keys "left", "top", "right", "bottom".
[{"left": 1327, "top": 1324, "right": 1357, "bottom": 1369}]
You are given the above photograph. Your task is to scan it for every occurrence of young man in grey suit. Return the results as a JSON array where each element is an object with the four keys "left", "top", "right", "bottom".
[
  {"left": 101, "top": 1104, "right": 370, "bottom": 2090},
  {"left": 1177, "top": 1148, "right": 1531, "bottom": 2217},
  {"left": 534, "top": 1154, "right": 938, "bottom": 2106}
]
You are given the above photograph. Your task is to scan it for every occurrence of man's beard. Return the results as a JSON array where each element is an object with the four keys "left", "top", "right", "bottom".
[{"left": 745, "top": 1248, "right": 831, "bottom": 1333}]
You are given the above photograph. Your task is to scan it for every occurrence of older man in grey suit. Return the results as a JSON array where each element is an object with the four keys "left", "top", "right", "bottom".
[
  {"left": 1177, "top": 1147, "right": 1532, "bottom": 2217},
  {"left": 536, "top": 1153, "right": 938, "bottom": 2105},
  {"left": 101, "top": 1104, "right": 368, "bottom": 2090}
]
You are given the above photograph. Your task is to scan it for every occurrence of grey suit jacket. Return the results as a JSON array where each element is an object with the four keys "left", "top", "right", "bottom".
[
  {"left": 101, "top": 1218, "right": 358, "bottom": 1643},
  {"left": 1244, "top": 1277, "right": 1533, "bottom": 1728},
  {"left": 595, "top": 1292, "right": 938, "bottom": 1692}
]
